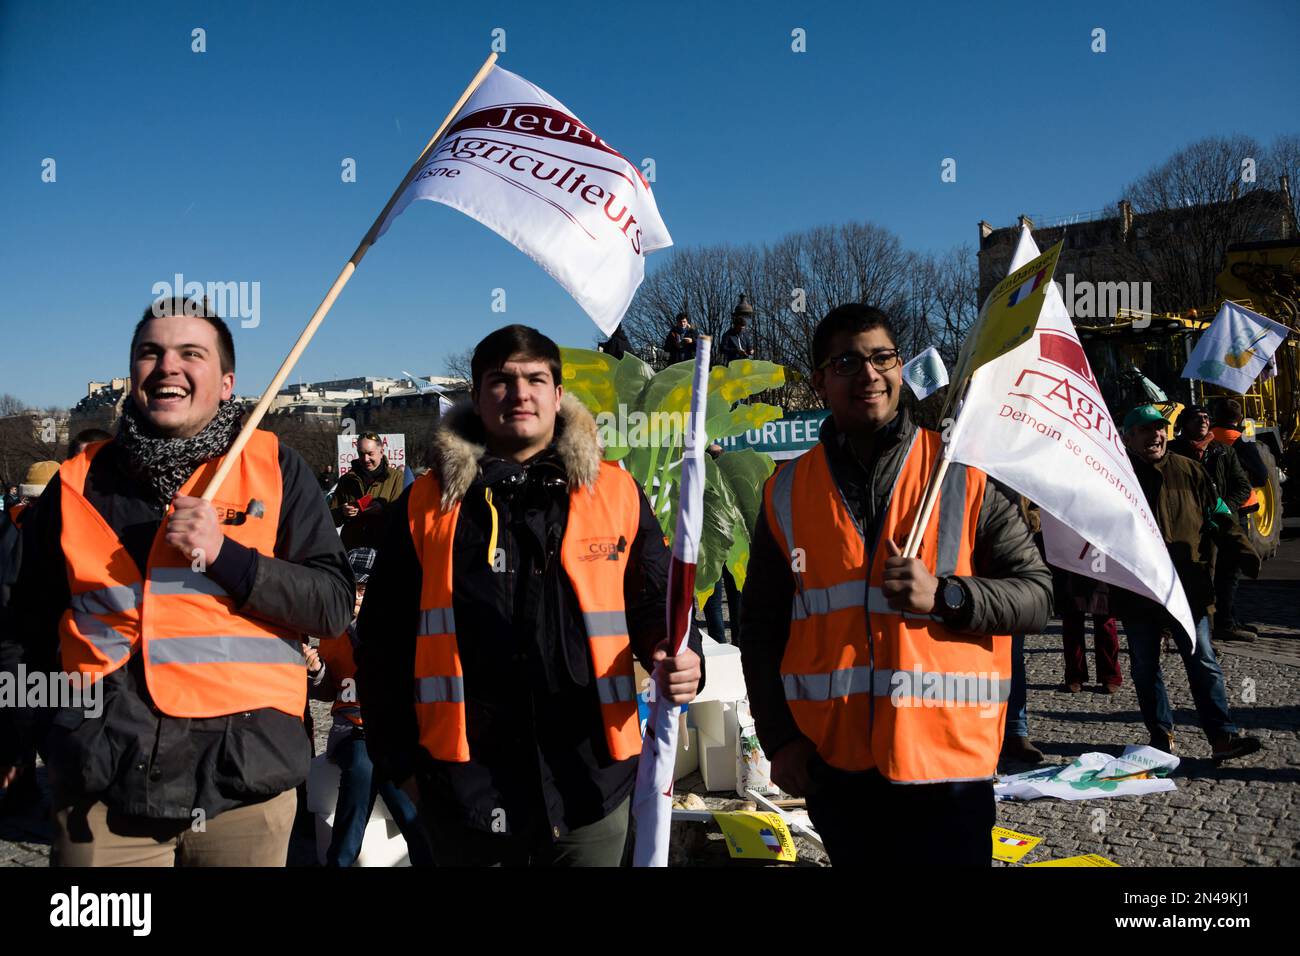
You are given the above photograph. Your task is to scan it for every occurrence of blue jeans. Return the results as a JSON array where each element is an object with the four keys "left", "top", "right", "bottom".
[
  {"left": 327, "top": 731, "right": 432, "bottom": 867},
  {"left": 1122, "top": 615, "right": 1237, "bottom": 742},
  {"left": 1004, "top": 634, "right": 1028, "bottom": 738},
  {"left": 703, "top": 585, "right": 727, "bottom": 644}
]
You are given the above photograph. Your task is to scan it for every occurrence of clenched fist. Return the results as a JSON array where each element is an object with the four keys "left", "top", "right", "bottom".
[
  {"left": 881, "top": 539, "right": 938, "bottom": 614},
  {"left": 651, "top": 641, "right": 702, "bottom": 705},
  {"left": 166, "top": 495, "right": 226, "bottom": 566}
]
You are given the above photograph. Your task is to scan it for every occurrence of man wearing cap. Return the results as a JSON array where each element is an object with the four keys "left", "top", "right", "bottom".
[
  {"left": 1118, "top": 404, "right": 1262, "bottom": 762},
  {"left": 0, "top": 296, "right": 354, "bottom": 866},
  {"left": 720, "top": 295, "right": 756, "bottom": 366},
  {"left": 1169, "top": 405, "right": 1254, "bottom": 643}
]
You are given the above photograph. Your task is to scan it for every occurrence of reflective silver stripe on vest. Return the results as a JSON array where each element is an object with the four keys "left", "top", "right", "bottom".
[
  {"left": 782, "top": 665, "right": 872, "bottom": 701},
  {"left": 770, "top": 460, "right": 799, "bottom": 560},
  {"left": 72, "top": 612, "right": 134, "bottom": 666},
  {"left": 934, "top": 462, "right": 968, "bottom": 578},
  {"left": 875, "top": 668, "right": 1011, "bottom": 705},
  {"left": 71, "top": 583, "right": 142, "bottom": 616},
  {"left": 583, "top": 610, "right": 629, "bottom": 637},
  {"left": 785, "top": 666, "right": 1009, "bottom": 705},
  {"left": 596, "top": 674, "right": 637, "bottom": 705},
  {"left": 865, "top": 587, "right": 943, "bottom": 622},
  {"left": 418, "top": 607, "right": 456, "bottom": 635},
  {"left": 791, "top": 579, "right": 866, "bottom": 621},
  {"left": 414, "top": 675, "right": 465, "bottom": 704},
  {"left": 147, "top": 567, "right": 229, "bottom": 598},
  {"left": 147, "top": 635, "right": 304, "bottom": 665}
]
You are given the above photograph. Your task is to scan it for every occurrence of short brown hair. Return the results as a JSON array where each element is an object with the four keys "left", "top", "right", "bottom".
[
  {"left": 471, "top": 325, "right": 562, "bottom": 391},
  {"left": 131, "top": 296, "right": 236, "bottom": 374}
]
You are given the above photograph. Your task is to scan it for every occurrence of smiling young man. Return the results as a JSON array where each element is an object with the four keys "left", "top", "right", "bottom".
[
  {"left": 0, "top": 296, "right": 353, "bottom": 866},
  {"left": 358, "top": 324, "right": 703, "bottom": 867},
  {"left": 739, "top": 304, "right": 1052, "bottom": 866}
]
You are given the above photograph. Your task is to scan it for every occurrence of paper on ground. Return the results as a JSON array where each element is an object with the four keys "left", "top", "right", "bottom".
[{"left": 995, "top": 746, "right": 1178, "bottom": 801}]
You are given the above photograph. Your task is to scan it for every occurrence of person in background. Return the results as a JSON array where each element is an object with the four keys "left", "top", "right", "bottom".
[
  {"left": 67, "top": 428, "right": 113, "bottom": 460},
  {"left": 1002, "top": 499, "right": 1045, "bottom": 765},
  {"left": 331, "top": 433, "right": 405, "bottom": 550},
  {"left": 313, "top": 547, "right": 433, "bottom": 867},
  {"left": 663, "top": 312, "right": 698, "bottom": 366},
  {"left": 1116, "top": 404, "right": 1262, "bottom": 762},
  {"left": 719, "top": 296, "right": 755, "bottom": 366},
  {"left": 1205, "top": 398, "right": 1267, "bottom": 643}
]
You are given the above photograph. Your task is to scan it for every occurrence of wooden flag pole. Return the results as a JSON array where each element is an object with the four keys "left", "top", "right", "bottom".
[
  {"left": 900, "top": 372, "right": 972, "bottom": 559},
  {"left": 200, "top": 51, "right": 499, "bottom": 502}
]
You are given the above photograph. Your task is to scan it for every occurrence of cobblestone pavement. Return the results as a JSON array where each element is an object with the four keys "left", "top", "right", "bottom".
[{"left": 4, "top": 540, "right": 1297, "bottom": 867}]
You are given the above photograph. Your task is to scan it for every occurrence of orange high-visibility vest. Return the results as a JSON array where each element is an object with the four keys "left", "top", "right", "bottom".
[
  {"left": 763, "top": 428, "right": 1011, "bottom": 782},
  {"left": 318, "top": 629, "right": 362, "bottom": 726},
  {"left": 1210, "top": 426, "right": 1260, "bottom": 510},
  {"left": 57, "top": 432, "right": 306, "bottom": 718},
  {"left": 408, "top": 461, "right": 643, "bottom": 763}
]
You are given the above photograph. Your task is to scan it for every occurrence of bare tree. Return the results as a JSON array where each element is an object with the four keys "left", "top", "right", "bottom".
[
  {"left": 442, "top": 349, "right": 473, "bottom": 382},
  {"left": 1123, "top": 135, "right": 1281, "bottom": 309},
  {"left": 0, "top": 394, "right": 26, "bottom": 417}
]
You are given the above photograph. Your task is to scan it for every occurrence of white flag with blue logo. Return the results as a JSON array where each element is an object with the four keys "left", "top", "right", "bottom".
[
  {"left": 901, "top": 346, "right": 949, "bottom": 400},
  {"left": 1181, "top": 301, "right": 1288, "bottom": 395}
]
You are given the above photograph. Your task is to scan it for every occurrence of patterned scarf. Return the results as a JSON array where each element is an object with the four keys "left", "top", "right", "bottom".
[{"left": 116, "top": 397, "right": 245, "bottom": 509}]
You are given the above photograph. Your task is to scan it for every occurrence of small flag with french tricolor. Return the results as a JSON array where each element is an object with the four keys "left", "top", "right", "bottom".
[{"left": 1006, "top": 268, "right": 1047, "bottom": 307}]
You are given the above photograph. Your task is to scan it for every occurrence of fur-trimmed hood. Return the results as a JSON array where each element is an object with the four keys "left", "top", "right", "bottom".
[{"left": 430, "top": 394, "right": 603, "bottom": 507}]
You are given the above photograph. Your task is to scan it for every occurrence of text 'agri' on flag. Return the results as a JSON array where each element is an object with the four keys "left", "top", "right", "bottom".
[
  {"left": 376, "top": 65, "right": 672, "bottom": 336},
  {"left": 944, "top": 226, "right": 1197, "bottom": 650}
]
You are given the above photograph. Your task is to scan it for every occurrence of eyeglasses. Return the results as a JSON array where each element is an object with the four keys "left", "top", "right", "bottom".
[{"left": 818, "top": 349, "right": 901, "bottom": 376}]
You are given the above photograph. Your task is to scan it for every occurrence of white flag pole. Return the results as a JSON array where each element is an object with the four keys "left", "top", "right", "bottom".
[{"left": 199, "top": 52, "right": 499, "bottom": 502}]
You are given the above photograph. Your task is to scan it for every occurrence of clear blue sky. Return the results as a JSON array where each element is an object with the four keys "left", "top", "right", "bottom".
[{"left": 2, "top": 0, "right": 1296, "bottom": 408}]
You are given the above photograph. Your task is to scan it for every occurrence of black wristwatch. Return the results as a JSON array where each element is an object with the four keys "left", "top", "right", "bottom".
[{"left": 937, "top": 575, "right": 970, "bottom": 624}]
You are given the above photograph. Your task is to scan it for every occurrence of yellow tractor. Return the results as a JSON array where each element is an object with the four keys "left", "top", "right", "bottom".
[{"left": 1077, "top": 238, "right": 1298, "bottom": 559}]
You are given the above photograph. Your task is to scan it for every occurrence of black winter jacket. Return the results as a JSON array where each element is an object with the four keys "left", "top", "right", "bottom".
[
  {"left": 1169, "top": 437, "right": 1251, "bottom": 513},
  {"left": 0, "top": 435, "right": 353, "bottom": 819},
  {"left": 357, "top": 397, "right": 704, "bottom": 845}
]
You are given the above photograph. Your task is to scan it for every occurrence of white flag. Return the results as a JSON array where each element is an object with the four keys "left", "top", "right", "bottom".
[
  {"left": 1180, "top": 301, "right": 1288, "bottom": 395},
  {"left": 632, "top": 337, "right": 710, "bottom": 867},
  {"left": 946, "top": 227, "right": 1196, "bottom": 647},
  {"left": 377, "top": 66, "right": 672, "bottom": 335},
  {"left": 901, "top": 346, "right": 949, "bottom": 400}
]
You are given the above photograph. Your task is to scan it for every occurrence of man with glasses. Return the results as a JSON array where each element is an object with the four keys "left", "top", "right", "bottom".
[{"left": 739, "top": 303, "right": 1052, "bottom": 866}]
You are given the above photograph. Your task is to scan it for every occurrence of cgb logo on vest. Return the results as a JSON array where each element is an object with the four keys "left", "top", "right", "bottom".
[
  {"left": 578, "top": 535, "right": 627, "bottom": 562},
  {"left": 213, "top": 497, "right": 266, "bottom": 526}
]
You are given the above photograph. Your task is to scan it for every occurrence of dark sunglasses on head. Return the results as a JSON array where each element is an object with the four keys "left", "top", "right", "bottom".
[{"left": 818, "top": 349, "right": 902, "bottom": 376}]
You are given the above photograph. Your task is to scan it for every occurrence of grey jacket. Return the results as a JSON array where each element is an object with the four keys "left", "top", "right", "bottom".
[{"left": 739, "top": 409, "right": 1053, "bottom": 759}]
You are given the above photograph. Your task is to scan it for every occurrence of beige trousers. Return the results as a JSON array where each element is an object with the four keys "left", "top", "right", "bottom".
[{"left": 51, "top": 789, "right": 297, "bottom": 867}]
